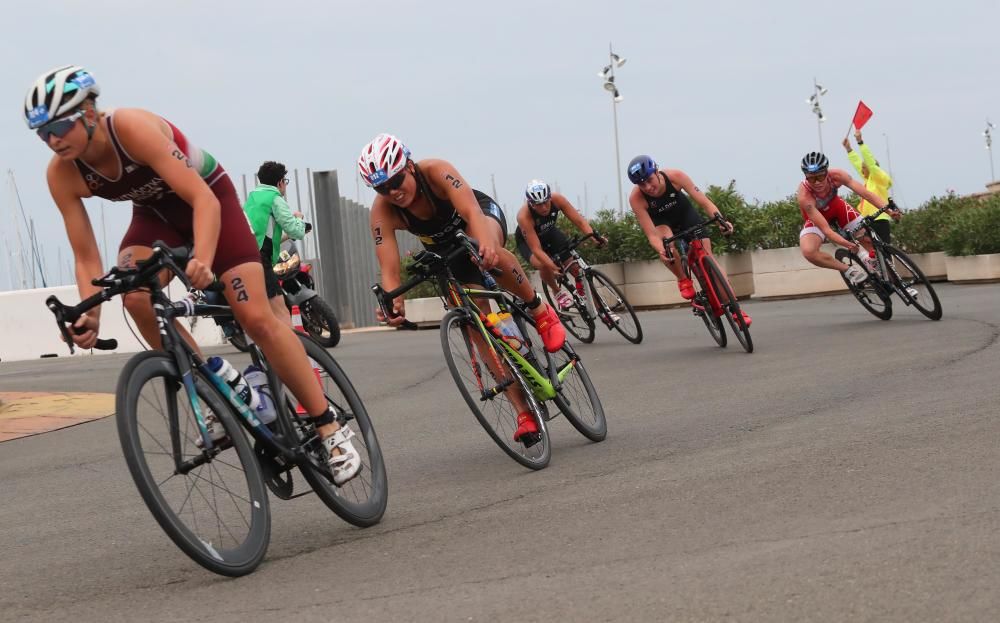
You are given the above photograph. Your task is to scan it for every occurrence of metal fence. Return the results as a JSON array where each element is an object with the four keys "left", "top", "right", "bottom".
[{"left": 310, "top": 170, "right": 422, "bottom": 329}]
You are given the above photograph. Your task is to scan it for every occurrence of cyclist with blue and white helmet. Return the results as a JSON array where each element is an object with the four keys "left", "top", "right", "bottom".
[
  {"left": 796, "top": 151, "right": 899, "bottom": 286},
  {"left": 514, "top": 179, "right": 606, "bottom": 310},
  {"left": 25, "top": 65, "right": 361, "bottom": 484},
  {"left": 626, "top": 155, "right": 747, "bottom": 323}
]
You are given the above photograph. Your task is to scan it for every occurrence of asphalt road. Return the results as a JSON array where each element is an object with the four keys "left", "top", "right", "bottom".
[{"left": 1, "top": 283, "right": 998, "bottom": 622}]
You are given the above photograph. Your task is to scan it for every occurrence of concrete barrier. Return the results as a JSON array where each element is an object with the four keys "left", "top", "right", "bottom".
[
  {"left": 945, "top": 254, "right": 1000, "bottom": 283},
  {"left": 405, "top": 297, "right": 447, "bottom": 325},
  {"left": 0, "top": 282, "right": 225, "bottom": 363},
  {"left": 907, "top": 251, "right": 947, "bottom": 281},
  {"left": 751, "top": 246, "right": 849, "bottom": 299}
]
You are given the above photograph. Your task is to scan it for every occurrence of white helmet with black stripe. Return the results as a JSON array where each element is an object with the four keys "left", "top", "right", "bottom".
[
  {"left": 524, "top": 179, "right": 551, "bottom": 205},
  {"left": 24, "top": 65, "right": 100, "bottom": 129}
]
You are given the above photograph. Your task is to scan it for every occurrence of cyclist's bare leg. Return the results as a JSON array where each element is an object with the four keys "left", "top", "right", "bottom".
[
  {"left": 653, "top": 225, "right": 686, "bottom": 280},
  {"left": 118, "top": 246, "right": 203, "bottom": 356},
  {"left": 483, "top": 220, "right": 541, "bottom": 311},
  {"left": 529, "top": 255, "right": 559, "bottom": 292},
  {"left": 464, "top": 294, "right": 532, "bottom": 415},
  {"left": 221, "top": 261, "right": 339, "bottom": 438},
  {"left": 800, "top": 233, "right": 850, "bottom": 271},
  {"left": 269, "top": 294, "right": 292, "bottom": 328}
]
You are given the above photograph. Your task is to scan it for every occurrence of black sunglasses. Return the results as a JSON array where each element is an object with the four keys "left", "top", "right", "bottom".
[
  {"left": 36, "top": 111, "right": 84, "bottom": 142},
  {"left": 373, "top": 170, "right": 406, "bottom": 195}
]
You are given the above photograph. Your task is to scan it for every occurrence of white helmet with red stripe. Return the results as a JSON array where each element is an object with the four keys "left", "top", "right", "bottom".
[{"left": 358, "top": 133, "right": 411, "bottom": 187}]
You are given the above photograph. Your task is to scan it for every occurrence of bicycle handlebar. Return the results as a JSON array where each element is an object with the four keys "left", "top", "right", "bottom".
[
  {"left": 45, "top": 241, "right": 223, "bottom": 354},
  {"left": 661, "top": 214, "right": 728, "bottom": 262},
  {"left": 371, "top": 231, "right": 499, "bottom": 322}
]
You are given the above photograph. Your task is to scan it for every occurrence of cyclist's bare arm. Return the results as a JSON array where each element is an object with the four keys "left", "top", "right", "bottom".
[
  {"left": 797, "top": 186, "right": 854, "bottom": 249},
  {"left": 370, "top": 200, "right": 408, "bottom": 322},
  {"left": 421, "top": 158, "right": 499, "bottom": 266},
  {"left": 114, "top": 109, "right": 221, "bottom": 286},
  {"left": 552, "top": 193, "right": 595, "bottom": 238},
  {"left": 516, "top": 204, "right": 557, "bottom": 272},
  {"left": 629, "top": 188, "right": 668, "bottom": 259},
  {"left": 48, "top": 159, "right": 104, "bottom": 346}
]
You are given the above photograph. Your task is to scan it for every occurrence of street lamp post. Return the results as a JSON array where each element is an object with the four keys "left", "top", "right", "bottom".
[
  {"left": 984, "top": 119, "right": 996, "bottom": 182},
  {"left": 806, "top": 79, "right": 828, "bottom": 152},
  {"left": 599, "top": 44, "right": 626, "bottom": 215}
]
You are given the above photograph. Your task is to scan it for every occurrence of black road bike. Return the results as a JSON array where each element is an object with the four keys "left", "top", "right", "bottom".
[
  {"left": 540, "top": 233, "right": 643, "bottom": 345},
  {"left": 373, "top": 232, "right": 606, "bottom": 471},
  {"left": 834, "top": 205, "right": 943, "bottom": 321},
  {"left": 46, "top": 243, "right": 387, "bottom": 576}
]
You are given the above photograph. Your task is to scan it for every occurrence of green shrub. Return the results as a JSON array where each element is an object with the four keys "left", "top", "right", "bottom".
[
  {"left": 894, "top": 194, "right": 975, "bottom": 254},
  {"left": 940, "top": 198, "right": 1000, "bottom": 256}
]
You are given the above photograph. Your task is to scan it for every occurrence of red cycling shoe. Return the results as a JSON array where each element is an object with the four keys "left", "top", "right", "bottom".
[
  {"left": 733, "top": 309, "right": 752, "bottom": 327},
  {"left": 514, "top": 411, "right": 540, "bottom": 445},
  {"left": 677, "top": 278, "right": 696, "bottom": 300},
  {"left": 532, "top": 303, "right": 566, "bottom": 352}
]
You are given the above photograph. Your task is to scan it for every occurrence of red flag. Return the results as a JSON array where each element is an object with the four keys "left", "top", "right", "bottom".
[{"left": 852, "top": 100, "right": 874, "bottom": 130}]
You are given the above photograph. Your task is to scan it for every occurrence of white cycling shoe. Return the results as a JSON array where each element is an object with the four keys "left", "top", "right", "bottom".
[
  {"left": 322, "top": 426, "right": 362, "bottom": 485},
  {"left": 195, "top": 409, "right": 228, "bottom": 448},
  {"left": 843, "top": 265, "right": 868, "bottom": 286}
]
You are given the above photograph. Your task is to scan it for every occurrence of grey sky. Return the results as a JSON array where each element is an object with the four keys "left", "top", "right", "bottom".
[{"left": 1, "top": 0, "right": 997, "bottom": 290}]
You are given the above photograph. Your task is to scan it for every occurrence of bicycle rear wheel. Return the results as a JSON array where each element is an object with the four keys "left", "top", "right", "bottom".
[
  {"left": 884, "top": 246, "right": 943, "bottom": 320},
  {"left": 116, "top": 351, "right": 270, "bottom": 577},
  {"left": 702, "top": 257, "right": 753, "bottom": 353},
  {"left": 835, "top": 249, "right": 893, "bottom": 320},
  {"left": 691, "top": 265, "right": 727, "bottom": 347},
  {"left": 542, "top": 279, "right": 595, "bottom": 344},
  {"left": 280, "top": 334, "right": 388, "bottom": 527},
  {"left": 588, "top": 269, "right": 643, "bottom": 344},
  {"left": 440, "top": 309, "right": 551, "bottom": 470},
  {"left": 515, "top": 315, "right": 607, "bottom": 442}
]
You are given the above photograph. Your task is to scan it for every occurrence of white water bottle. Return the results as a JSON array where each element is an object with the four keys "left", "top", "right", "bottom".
[
  {"left": 207, "top": 356, "right": 260, "bottom": 411},
  {"left": 495, "top": 312, "right": 530, "bottom": 356},
  {"left": 243, "top": 365, "right": 277, "bottom": 425}
]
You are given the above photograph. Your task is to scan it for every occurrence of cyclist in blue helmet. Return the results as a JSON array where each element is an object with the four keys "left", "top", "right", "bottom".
[{"left": 626, "top": 155, "right": 748, "bottom": 324}]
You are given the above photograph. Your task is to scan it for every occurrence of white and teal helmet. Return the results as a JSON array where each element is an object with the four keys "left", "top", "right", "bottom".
[
  {"left": 525, "top": 179, "right": 551, "bottom": 205},
  {"left": 24, "top": 65, "right": 100, "bottom": 129}
]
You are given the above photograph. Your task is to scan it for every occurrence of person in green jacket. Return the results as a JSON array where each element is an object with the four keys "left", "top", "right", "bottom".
[
  {"left": 842, "top": 129, "right": 895, "bottom": 246},
  {"left": 243, "top": 161, "right": 306, "bottom": 326}
]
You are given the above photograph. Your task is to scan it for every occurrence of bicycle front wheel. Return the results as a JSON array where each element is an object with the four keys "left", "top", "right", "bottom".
[
  {"left": 542, "top": 279, "right": 595, "bottom": 344},
  {"left": 440, "top": 309, "right": 551, "bottom": 470},
  {"left": 116, "top": 351, "right": 270, "bottom": 577},
  {"left": 835, "top": 249, "right": 893, "bottom": 321},
  {"left": 702, "top": 257, "right": 753, "bottom": 353},
  {"left": 884, "top": 246, "right": 943, "bottom": 320},
  {"left": 588, "top": 269, "right": 643, "bottom": 344},
  {"left": 274, "top": 333, "right": 389, "bottom": 527}
]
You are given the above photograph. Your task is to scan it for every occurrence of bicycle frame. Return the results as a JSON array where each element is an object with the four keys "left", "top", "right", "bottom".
[
  {"left": 143, "top": 281, "right": 283, "bottom": 471},
  {"left": 676, "top": 238, "right": 725, "bottom": 317},
  {"left": 440, "top": 275, "right": 572, "bottom": 402}
]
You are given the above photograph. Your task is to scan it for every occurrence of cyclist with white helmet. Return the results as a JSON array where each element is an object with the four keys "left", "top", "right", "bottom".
[
  {"left": 360, "top": 134, "right": 566, "bottom": 443},
  {"left": 25, "top": 65, "right": 360, "bottom": 484},
  {"left": 796, "top": 151, "right": 899, "bottom": 285},
  {"left": 626, "top": 155, "right": 750, "bottom": 324},
  {"left": 514, "top": 180, "right": 606, "bottom": 310}
]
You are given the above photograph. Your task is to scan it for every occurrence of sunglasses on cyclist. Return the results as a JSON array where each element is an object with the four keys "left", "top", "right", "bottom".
[
  {"left": 804, "top": 172, "right": 828, "bottom": 183},
  {"left": 373, "top": 170, "right": 407, "bottom": 195},
  {"left": 36, "top": 111, "right": 84, "bottom": 142}
]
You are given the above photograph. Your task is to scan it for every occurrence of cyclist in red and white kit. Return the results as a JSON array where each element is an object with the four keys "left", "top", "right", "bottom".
[
  {"left": 797, "top": 152, "right": 899, "bottom": 285},
  {"left": 25, "top": 66, "right": 359, "bottom": 484}
]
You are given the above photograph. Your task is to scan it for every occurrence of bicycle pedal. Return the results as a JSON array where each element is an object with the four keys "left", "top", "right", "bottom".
[{"left": 481, "top": 379, "right": 515, "bottom": 400}]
